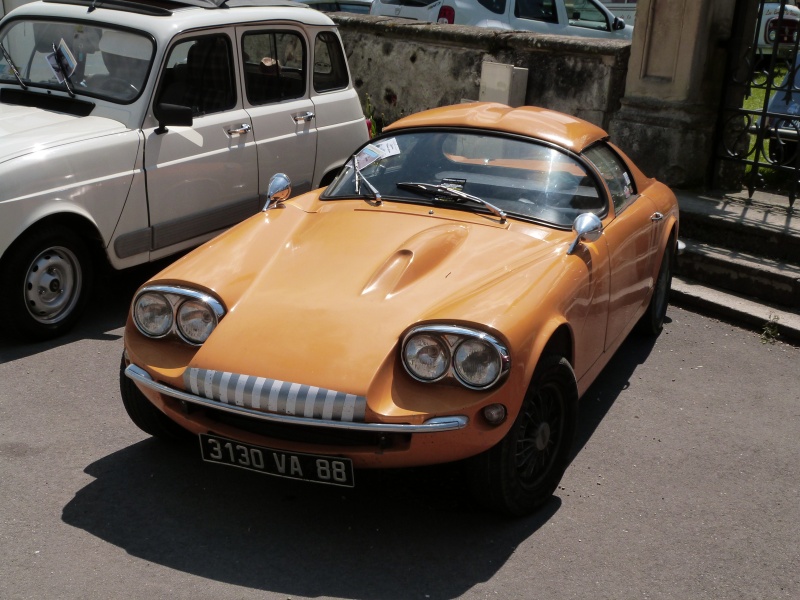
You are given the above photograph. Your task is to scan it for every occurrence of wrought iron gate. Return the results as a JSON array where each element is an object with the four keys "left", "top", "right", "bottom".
[{"left": 718, "top": 0, "right": 800, "bottom": 209}]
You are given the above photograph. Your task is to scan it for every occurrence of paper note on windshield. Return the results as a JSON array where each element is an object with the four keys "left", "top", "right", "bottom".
[
  {"left": 46, "top": 38, "right": 77, "bottom": 83},
  {"left": 355, "top": 144, "right": 385, "bottom": 170}
]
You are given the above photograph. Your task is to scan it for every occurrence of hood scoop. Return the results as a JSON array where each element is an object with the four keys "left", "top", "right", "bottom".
[{"left": 361, "top": 223, "right": 469, "bottom": 298}]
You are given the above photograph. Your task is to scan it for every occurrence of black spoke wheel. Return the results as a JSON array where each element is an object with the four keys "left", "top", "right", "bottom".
[
  {"left": 0, "top": 226, "right": 93, "bottom": 340},
  {"left": 119, "top": 354, "right": 194, "bottom": 442},
  {"left": 638, "top": 238, "right": 674, "bottom": 336},
  {"left": 470, "top": 355, "right": 578, "bottom": 516}
]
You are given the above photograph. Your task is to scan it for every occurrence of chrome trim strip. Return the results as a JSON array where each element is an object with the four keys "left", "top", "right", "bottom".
[{"left": 125, "top": 364, "right": 469, "bottom": 433}]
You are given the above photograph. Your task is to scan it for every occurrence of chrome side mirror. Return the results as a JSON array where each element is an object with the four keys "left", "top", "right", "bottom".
[
  {"left": 262, "top": 173, "right": 292, "bottom": 211},
  {"left": 567, "top": 213, "right": 603, "bottom": 255}
]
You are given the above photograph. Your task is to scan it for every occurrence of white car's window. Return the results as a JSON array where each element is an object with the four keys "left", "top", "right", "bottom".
[
  {"left": 514, "top": 0, "right": 558, "bottom": 23},
  {"left": 156, "top": 34, "right": 236, "bottom": 116},
  {"left": 313, "top": 31, "right": 349, "bottom": 93},
  {"left": 478, "top": 0, "right": 506, "bottom": 15},
  {"left": 325, "top": 130, "right": 607, "bottom": 227},
  {"left": 0, "top": 19, "right": 153, "bottom": 103},
  {"left": 242, "top": 31, "right": 306, "bottom": 105},
  {"left": 583, "top": 143, "right": 636, "bottom": 213},
  {"left": 565, "top": 0, "right": 610, "bottom": 32}
]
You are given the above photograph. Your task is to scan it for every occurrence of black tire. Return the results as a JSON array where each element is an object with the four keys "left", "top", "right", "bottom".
[
  {"left": 469, "top": 355, "right": 579, "bottom": 517},
  {"left": 0, "top": 226, "right": 93, "bottom": 341},
  {"left": 119, "top": 354, "right": 194, "bottom": 442},
  {"left": 638, "top": 238, "right": 674, "bottom": 336}
]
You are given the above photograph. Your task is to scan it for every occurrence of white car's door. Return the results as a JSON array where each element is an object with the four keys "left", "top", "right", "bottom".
[
  {"left": 238, "top": 26, "right": 317, "bottom": 196},
  {"left": 144, "top": 31, "right": 259, "bottom": 253},
  {"left": 371, "top": 0, "right": 445, "bottom": 22},
  {"left": 508, "top": 0, "right": 624, "bottom": 38}
]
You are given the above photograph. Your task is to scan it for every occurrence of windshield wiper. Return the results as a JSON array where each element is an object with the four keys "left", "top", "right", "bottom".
[
  {"left": 52, "top": 42, "right": 75, "bottom": 97},
  {"left": 0, "top": 42, "right": 27, "bottom": 90},
  {"left": 397, "top": 182, "right": 506, "bottom": 223},
  {"left": 351, "top": 155, "right": 382, "bottom": 204}
]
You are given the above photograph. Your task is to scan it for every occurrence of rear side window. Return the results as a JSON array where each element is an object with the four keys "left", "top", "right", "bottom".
[
  {"left": 378, "top": 0, "right": 439, "bottom": 5},
  {"left": 583, "top": 143, "right": 636, "bottom": 214},
  {"left": 514, "top": 0, "right": 558, "bottom": 22},
  {"left": 241, "top": 31, "right": 306, "bottom": 105},
  {"left": 313, "top": 32, "right": 349, "bottom": 93},
  {"left": 478, "top": 0, "right": 506, "bottom": 14}
]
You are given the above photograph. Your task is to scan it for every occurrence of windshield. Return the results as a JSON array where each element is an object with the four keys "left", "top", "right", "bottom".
[
  {"left": 324, "top": 130, "right": 607, "bottom": 227},
  {"left": 0, "top": 19, "right": 153, "bottom": 103}
]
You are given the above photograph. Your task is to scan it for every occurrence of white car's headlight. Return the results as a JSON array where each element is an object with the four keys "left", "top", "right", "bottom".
[
  {"left": 134, "top": 292, "right": 173, "bottom": 337},
  {"left": 401, "top": 325, "right": 510, "bottom": 390},
  {"left": 403, "top": 333, "right": 450, "bottom": 381},
  {"left": 132, "top": 286, "right": 225, "bottom": 345}
]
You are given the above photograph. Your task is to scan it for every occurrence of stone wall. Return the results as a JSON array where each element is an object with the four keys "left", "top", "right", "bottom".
[{"left": 332, "top": 15, "right": 631, "bottom": 132}]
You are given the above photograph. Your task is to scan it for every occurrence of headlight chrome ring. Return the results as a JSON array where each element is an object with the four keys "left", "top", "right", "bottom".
[
  {"left": 401, "top": 325, "right": 510, "bottom": 390},
  {"left": 133, "top": 285, "right": 225, "bottom": 345}
]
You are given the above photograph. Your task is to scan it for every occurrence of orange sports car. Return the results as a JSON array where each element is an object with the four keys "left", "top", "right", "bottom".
[{"left": 120, "top": 102, "right": 679, "bottom": 516}]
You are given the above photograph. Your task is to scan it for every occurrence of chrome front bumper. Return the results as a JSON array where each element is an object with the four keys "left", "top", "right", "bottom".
[{"left": 125, "top": 364, "right": 469, "bottom": 433}]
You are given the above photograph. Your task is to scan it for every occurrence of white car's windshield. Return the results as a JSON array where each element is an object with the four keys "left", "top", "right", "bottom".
[
  {"left": 324, "top": 130, "right": 607, "bottom": 227},
  {"left": 0, "top": 19, "right": 153, "bottom": 103}
]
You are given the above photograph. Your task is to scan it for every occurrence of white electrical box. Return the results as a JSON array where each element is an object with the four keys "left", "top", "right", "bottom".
[{"left": 479, "top": 62, "right": 529, "bottom": 107}]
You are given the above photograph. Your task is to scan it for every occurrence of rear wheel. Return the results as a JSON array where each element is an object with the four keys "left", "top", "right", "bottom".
[
  {"left": 119, "top": 354, "right": 194, "bottom": 442},
  {"left": 469, "top": 355, "right": 578, "bottom": 516},
  {"left": 638, "top": 239, "right": 674, "bottom": 336},
  {"left": 0, "top": 226, "right": 93, "bottom": 340}
]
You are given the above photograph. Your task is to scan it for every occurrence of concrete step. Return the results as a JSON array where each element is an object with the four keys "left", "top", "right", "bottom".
[
  {"left": 671, "top": 275, "right": 800, "bottom": 344},
  {"left": 675, "top": 238, "right": 800, "bottom": 308}
]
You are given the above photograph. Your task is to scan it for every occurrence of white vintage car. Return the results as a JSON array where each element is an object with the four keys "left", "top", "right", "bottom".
[{"left": 0, "top": 0, "right": 368, "bottom": 339}]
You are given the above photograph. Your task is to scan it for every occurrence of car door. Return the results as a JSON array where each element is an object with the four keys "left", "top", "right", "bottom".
[
  {"left": 144, "top": 31, "right": 258, "bottom": 254},
  {"left": 238, "top": 26, "right": 317, "bottom": 196},
  {"left": 371, "top": 0, "right": 445, "bottom": 22},
  {"left": 584, "top": 143, "right": 661, "bottom": 351}
]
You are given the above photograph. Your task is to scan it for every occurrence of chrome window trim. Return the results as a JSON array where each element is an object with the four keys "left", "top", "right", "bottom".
[
  {"left": 125, "top": 363, "right": 469, "bottom": 433},
  {"left": 401, "top": 324, "right": 511, "bottom": 390}
]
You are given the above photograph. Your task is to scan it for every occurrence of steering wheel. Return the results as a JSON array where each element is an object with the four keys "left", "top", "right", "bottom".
[{"left": 90, "top": 75, "right": 139, "bottom": 98}]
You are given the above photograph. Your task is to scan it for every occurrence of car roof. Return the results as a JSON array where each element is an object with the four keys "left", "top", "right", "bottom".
[
  {"left": 384, "top": 102, "right": 609, "bottom": 153},
  {"left": 10, "top": 0, "right": 336, "bottom": 39}
]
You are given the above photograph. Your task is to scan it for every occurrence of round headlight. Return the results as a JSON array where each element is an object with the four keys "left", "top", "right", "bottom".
[
  {"left": 453, "top": 338, "right": 502, "bottom": 389},
  {"left": 134, "top": 292, "right": 173, "bottom": 338},
  {"left": 177, "top": 299, "right": 217, "bottom": 344},
  {"left": 403, "top": 333, "right": 450, "bottom": 381}
]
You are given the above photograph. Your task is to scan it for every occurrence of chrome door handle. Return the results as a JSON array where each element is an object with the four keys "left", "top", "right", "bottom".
[
  {"left": 292, "top": 111, "right": 315, "bottom": 124},
  {"left": 650, "top": 212, "right": 664, "bottom": 222},
  {"left": 226, "top": 123, "right": 252, "bottom": 136}
]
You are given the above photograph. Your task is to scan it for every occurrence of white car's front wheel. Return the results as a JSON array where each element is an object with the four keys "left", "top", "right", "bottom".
[{"left": 0, "top": 226, "right": 93, "bottom": 340}]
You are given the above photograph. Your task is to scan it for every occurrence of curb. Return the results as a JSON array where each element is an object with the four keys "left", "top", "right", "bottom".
[{"left": 671, "top": 275, "right": 800, "bottom": 345}]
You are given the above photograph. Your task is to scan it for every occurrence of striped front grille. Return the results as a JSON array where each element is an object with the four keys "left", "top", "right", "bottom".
[{"left": 184, "top": 368, "right": 367, "bottom": 423}]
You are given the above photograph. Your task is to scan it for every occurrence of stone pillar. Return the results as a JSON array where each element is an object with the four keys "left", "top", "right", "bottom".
[{"left": 609, "top": 0, "right": 735, "bottom": 187}]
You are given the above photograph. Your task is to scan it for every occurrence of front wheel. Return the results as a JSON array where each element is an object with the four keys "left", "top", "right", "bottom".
[
  {"left": 469, "top": 355, "right": 579, "bottom": 516},
  {"left": 0, "top": 227, "right": 93, "bottom": 340}
]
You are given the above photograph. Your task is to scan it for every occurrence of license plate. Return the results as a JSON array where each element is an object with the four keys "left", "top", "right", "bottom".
[{"left": 199, "top": 433, "right": 354, "bottom": 487}]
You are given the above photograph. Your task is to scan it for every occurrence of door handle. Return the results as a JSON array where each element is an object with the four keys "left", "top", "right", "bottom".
[
  {"left": 650, "top": 212, "right": 664, "bottom": 222},
  {"left": 292, "top": 111, "right": 315, "bottom": 124},
  {"left": 226, "top": 123, "right": 252, "bottom": 136}
]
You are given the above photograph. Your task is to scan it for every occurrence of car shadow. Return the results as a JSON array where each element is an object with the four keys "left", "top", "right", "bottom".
[
  {"left": 0, "top": 260, "right": 169, "bottom": 363},
  {"left": 62, "top": 438, "right": 557, "bottom": 599},
  {"left": 572, "top": 322, "right": 666, "bottom": 456}
]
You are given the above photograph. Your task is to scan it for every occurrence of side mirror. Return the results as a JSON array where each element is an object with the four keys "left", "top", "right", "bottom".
[
  {"left": 153, "top": 103, "right": 193, "bottom": 134},
  {"left": 263, "top": 173, "right": 292, "bottom": 211},
  {"left": 613, "top": 17, "right": 626, "bottom": 31},
  {"left": 567, "top": 213, "right": 603, "bottom": 255}
]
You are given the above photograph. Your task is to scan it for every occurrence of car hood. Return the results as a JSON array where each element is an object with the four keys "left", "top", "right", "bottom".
[
  {"left": 158, "top": 198, "right": 573, "bottom": 395},
  {"left": 0, "top": 103, "right": 127, "bottom": 163}
]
